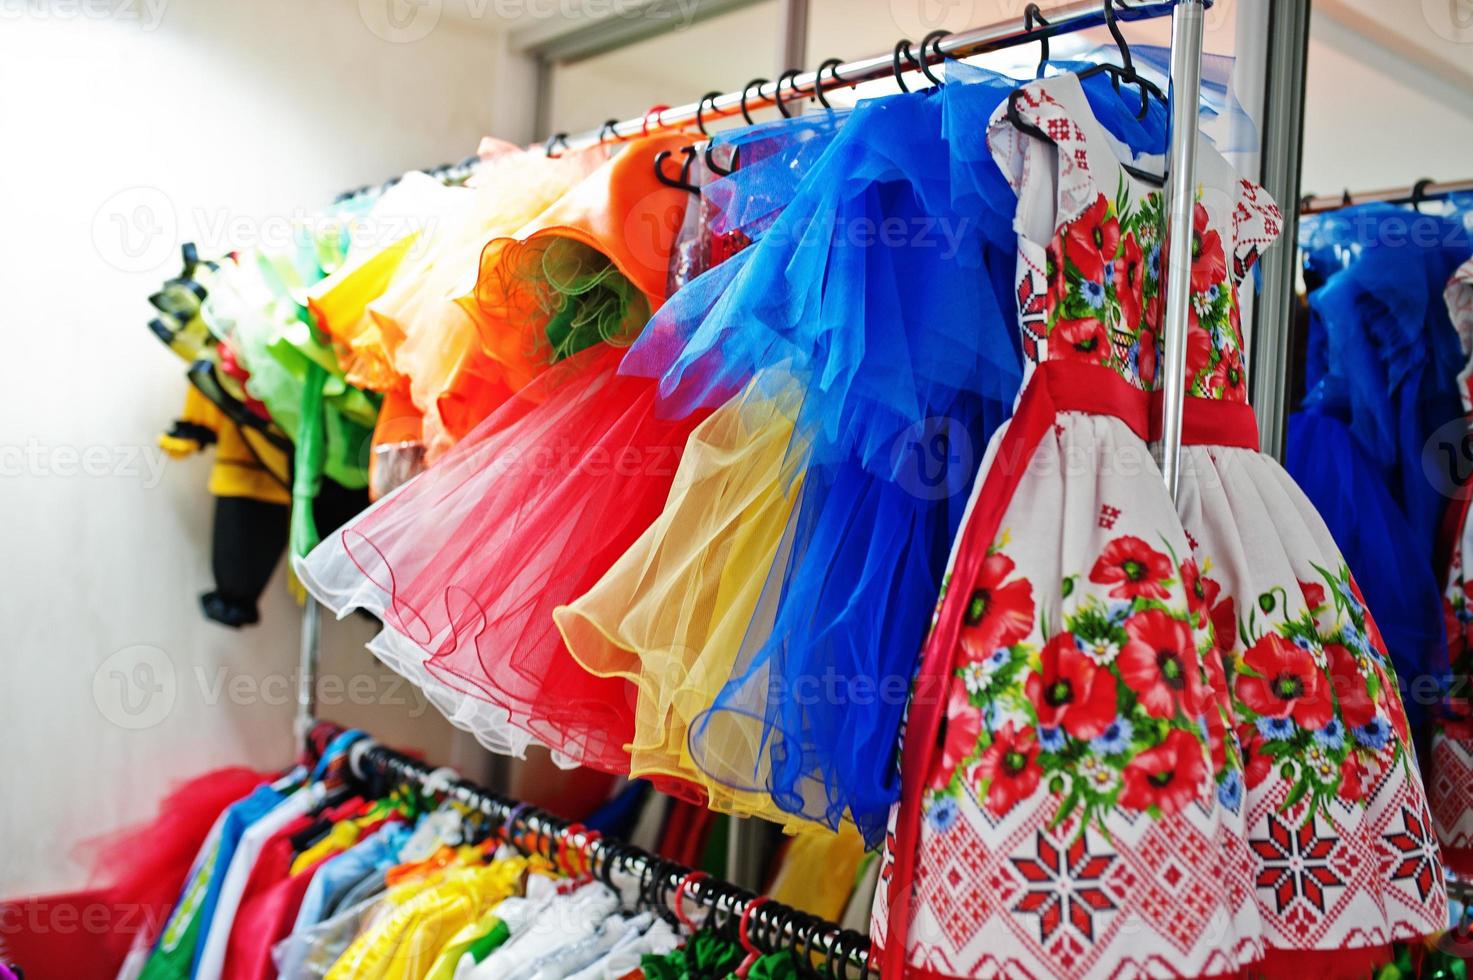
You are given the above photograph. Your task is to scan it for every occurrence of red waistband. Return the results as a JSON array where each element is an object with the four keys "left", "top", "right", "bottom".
[{"left": 1033, "top": 361, "right": 1260, "bottom": 451}]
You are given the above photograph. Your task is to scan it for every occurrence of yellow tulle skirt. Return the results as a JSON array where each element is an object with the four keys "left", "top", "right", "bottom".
[{"left": 555, "top": 371, "right": 823, "bottom": 831}]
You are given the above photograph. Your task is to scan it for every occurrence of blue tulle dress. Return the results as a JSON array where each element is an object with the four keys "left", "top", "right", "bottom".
[
  {"left": 622, "top": 60, "right": 1171, "bottom": 843},
  {"left": 1287, "top": 203, "right": 1473, "bottom": 746}
]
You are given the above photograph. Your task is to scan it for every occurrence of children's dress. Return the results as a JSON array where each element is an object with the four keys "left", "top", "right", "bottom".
[{"left": 876, "top": 72, "right": 1446, "bottom": 980}]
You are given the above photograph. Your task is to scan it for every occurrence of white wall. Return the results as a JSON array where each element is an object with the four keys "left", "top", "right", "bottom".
[{"left": 0, "top": 0, "right": 520, "bottom": 897}]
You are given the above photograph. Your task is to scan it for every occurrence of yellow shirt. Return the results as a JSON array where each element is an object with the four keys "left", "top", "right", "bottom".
[
  {"left": 326, "top": 859, "right": 524, "bottom": 980},
  {"left": 159, "top": 385, "right": 291, "bottom": 504}
]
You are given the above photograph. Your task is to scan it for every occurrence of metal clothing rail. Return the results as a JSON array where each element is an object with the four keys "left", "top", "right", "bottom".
[
  {"left": 1156, "top": 0, "right": 1206, "bottom": 500},
  {"left": 347, "top": 740, "right": 878, "bottom": 976},
  {"left": 1300, "top": 176, "right": 1473, "bottom": 214},
  {"left": 548, "top": 0, "right": 1188, "bottom": 153}
]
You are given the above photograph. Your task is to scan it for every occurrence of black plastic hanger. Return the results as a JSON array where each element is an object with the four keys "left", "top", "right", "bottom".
[
  {"left": 654, "top": 147, "right": 700, "bottom": 195},
  {"left": 1075, "top": 0, "right": 1166, "bottom": 124},
  {"left": 813, "top": 58, "right": 844, "bottom": 109},
  {"left": 891, "top": 39, "right": 917, "bottom": 92},
  {"left": 917, "top": 30, "right": 950, "bottom": 86},
  {"left": 740, "top": 78, "right": 769, "bottom": 125},
  {"left": 1410, "top": 177, "right": 1435, "bottom": 212},
  {"left": 694, "top": 91, "right": 722, "bottom": 138},
  {"left": 1008, "top": 0, "right": 1167, "bottom": 186},
  {"left": 1025, "top": 2, "right": 1051, "bottom": 78},
  {"left": 775, "top": 68, "right": 802, "bottom": 118}
]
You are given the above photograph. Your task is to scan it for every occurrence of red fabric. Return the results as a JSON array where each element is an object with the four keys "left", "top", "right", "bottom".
[
  {"left": 1256, "top": 945, "right": 1391, "bottom": 979},
  {"left": 880, "top": 959, "right": 1252, "bottom": 980},
  {"left": 883, "top": 367, "right": 1265, "bottom": 978},
  {"left": 0, "top": 767, "right": 267, "bottom": 980},
  {"left": 1150, "top": 393, "right": 1261, "bottom": 450},
  {"left": 220, "top": 798, "right": 365, "bottom": 980},
  {"left": 1442, "top": 844, "right": 1473, "bottom": 878},
  {"left": 0, "top": 889, "right": 123, "bottom": 980},
  {"left": 882, "top": 364, "right": 1070, "bottom": 980},
  {"left": 654, "top": 799, "right": 714, "bottom": 868},
  {"left": 220, "top": 854, "right": 329, "bottom": 980},
  {"left": 338, "top": 344, "right": 710, "bottom": 772}
]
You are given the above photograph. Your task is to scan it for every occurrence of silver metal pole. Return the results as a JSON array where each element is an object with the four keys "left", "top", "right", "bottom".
[
  {"left": 547, "top": 0, "right": 1179, "bottom": 152},
  {"left": 775, "top": 0, "right": 808, "bottom": 76},
  {"left": 1300, "top": 176, "right": 1473, "bottom": 214},
  {"left": 1157, "top": 0, "right": 1207, "bottom": 500},
  {"left": 295, "top": 598, "right": 321, "bottom": 745},
  {"left": 1249, "top": 0, "right": 1312, "bottom": 460}
]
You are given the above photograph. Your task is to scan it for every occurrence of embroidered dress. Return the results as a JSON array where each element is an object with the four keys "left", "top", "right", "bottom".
[
  {"left": 875, "top": 73, "right": 1445, "bottom": 980},
  {"left": 1435, "top": 257, "right": 1473, "bottom": 873}
]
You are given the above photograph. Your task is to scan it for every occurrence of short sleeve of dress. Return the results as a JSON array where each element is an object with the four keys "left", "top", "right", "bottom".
[
  {"left": 1446, "top": 257, "right": 1473, "bottom": 353},
  {"left": 986, "top": 83, "right": 1101, "bottom": 246},
  {"left": 1230, "top": 177, "right": 1282, "bottom": 286}
]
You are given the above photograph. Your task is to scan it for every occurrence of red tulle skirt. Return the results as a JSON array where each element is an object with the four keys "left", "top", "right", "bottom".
[{"left": 299, "top": 343, "right": 709, "bottom": 772}]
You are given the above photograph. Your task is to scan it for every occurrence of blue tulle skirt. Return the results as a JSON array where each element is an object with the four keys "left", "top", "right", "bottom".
[
  {"left": 1289, "top": 204, "right": 1473, "bottom": 724},
  {"left": 621, "top": 61, "right": 1171, "bottom": 842}
]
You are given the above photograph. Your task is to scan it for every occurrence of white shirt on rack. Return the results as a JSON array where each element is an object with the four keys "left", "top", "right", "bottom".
[{"left": 461, "top": 881, "right": 618, "bottom": 980}]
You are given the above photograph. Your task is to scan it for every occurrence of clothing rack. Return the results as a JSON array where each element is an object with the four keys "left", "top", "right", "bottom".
[
  {"left": 547, "top": 0, "right": 1197, "bottom": 154},
  {"left": 293, "top": 0, "right": 1211, "bottom": 733},
  {"left": 292, "top": 7, "right": 1211, "bottom": 966},
  {"left": 342, "top": 737, "right": 878, "bottom": 976},
  {"left": 1300, "top": 176, "right": 1473, "bottom": 215}
]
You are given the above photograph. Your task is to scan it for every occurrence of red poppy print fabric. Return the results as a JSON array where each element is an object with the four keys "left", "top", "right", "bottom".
[
  {"left": 1434, "top": 257, "right": 1473, "bottom": 871},
  {"left": 874, "top": 73, "right": 1444, "bottom": 980},
  {"left": 881, "top": 413, "right": 1264, "bottom": 979},
  {"left": 1176, "top": 447, "right": 1445, "bottom": 960},
  {"left": 992, "top": 78, "right": 1275, "bottom": 403}
]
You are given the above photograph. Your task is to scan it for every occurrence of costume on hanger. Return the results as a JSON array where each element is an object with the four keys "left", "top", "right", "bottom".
[
  {"left": 298, "top": 136, "right": 708, "bottom": 774},
  {"left": 877, "top": 73, "right": 1445, "bottom": 979},
  {"left": 616, "top": 61, "right": 1169, "bottom": 844},
  {"left": 365, "top": 147, "right": 606, "bottom": 462},
  {"left": 1435, "top": 256, "right": 1473, "bottom": 873},
  {"left": 1286, "top": 204, "right": 1473, "bottom": 746},
  {"left": 555, "top": 109, "right": 850, "bottom": 827}
]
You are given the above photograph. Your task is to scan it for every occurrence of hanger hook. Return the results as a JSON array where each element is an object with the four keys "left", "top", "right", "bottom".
[
  {"left": 654, "top": 146, "right": 700, "bottom": 195},
  {"left": 1410, "top": 177, "right": 1435, "bottom": 213},
  {"left": 775, "top": 68, "right": 802, "bottom": 118},
  {"left": 672, "top": 871, "right": 709, "bottom": 930},
  {"left": 1024, "top": 3, "right": 1051, "bottom": 78},
  {"left": 705, "top": 139, "right": 733, "bottom": 178},
  {"left": 891, "top": 39, "right": 916, "bottom": 93},
  {"left": 641, "top": 104, "right": 670, "bottom": 137},
  {"left": 598, "top": 119, "right": 620, "bottom": 145},
  {"left": 543, "top": 132, "right": 569, "bottom": 158},
  {"left": 734, "top": 896, "right": 771, "bottom": 977},
  {"left": 813, "top": 58, "right": 844, "bottom": 109},
  {"left": 1102, "top": 0, "right": 1135, "bottom": 78},
  {"left": 695, "top": 91, "right": 722, "bottom": 137},
  {"left": 740, "top": 78, "right": 769, "bottom": 125},
  {"left": 918, "top": 30, "right": 949, "bottom": 86}
]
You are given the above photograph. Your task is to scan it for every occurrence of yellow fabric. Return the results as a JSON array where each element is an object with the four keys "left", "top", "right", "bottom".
[
  {"left": 159, "top": 386, "right": 291, "bottom": 504},
  {"left": 766, "top": 823, "right": 867, "bottom": 922},
  {"left": 422, "top": 853, "right": 554, "bottom": 980},
  {"left": 325, "top": 859, "right": 524, "bottom": 980},
  {"left": 555, "top": 372, "right": 813, "bottom": 829},
  {"left": 367, "top": 148, "right": 603, "bottom": 459},
  {"left": 307, "top": 233, "right": 421, "bottom": 393},
  {"left": 290, "top": 819, "right": 362, "bottom": 876},
  {"left": 422, "top": 907, "right": 502, "bottom": 980}
]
